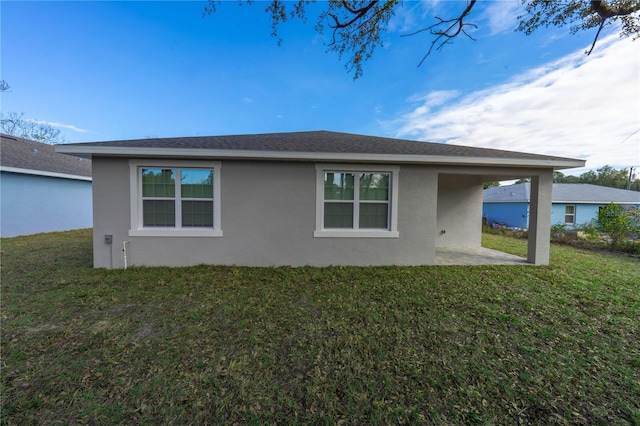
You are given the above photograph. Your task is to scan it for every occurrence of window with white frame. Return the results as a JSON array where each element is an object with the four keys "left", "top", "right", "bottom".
[
  {"left": 314, "top": 165, "right": 399, "bottom": 238},
  {"left": 564, "top": 205, "right": 576, "bottom": 225},
  {"left": 129, "top": 160, "right": 222, "bottom": 237}
]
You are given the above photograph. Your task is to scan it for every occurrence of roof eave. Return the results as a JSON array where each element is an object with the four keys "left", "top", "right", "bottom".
[
  {"left": 553, "top": 200, "right": 640, "bottom": 204},
  {"left": 55, "top": 146, "right": 586, "bottom": 169},
  {"left": 0, "top": 166, "right": 92, "bottom": 181}
]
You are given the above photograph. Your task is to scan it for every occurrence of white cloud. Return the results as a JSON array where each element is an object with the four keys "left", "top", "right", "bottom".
[
  {"left": 387, "top": 1, "right": 432, "bottom": 33},
  {"left": 387, "top": 0, "right": 485, "bottom": 37},
  {"left": 407, "top": 89, "right": 459, "bottom": 108},
  {"left": 27, "top": 118, "right": 89, "bottom": 133},
  {"left": 477, "top": 1, "right": 523, "bottom": 35},
  {"left": 392, "top": 35, "right": 640, "bottom": 174},
  {"left": 386, "top": 5, "right": 415, "bottom": 34}
]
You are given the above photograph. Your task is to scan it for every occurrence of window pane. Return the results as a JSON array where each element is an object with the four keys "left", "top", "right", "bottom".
[
  {"left": 182, "top": 201, "right": 214, "bottom": 227},
  {"left": 360, "top": 173, "right": 389, "bottom": 201},
  {"left": 324, "top": 202, "right": 353, "bottom": 228},
  {"left": 565, "top": 205, "right": 575, "bottom": 224},
  {"left": 182, "top": 169, "right": 214, "bottom": 199},
  {"left": 360, "top": 203, "right": 389, "bottom": 229},
  {"left": 143, "top": 200, "right": 175, "bottom": 226},
  {"left": 324, "top": 173, "right": 354, "bottom": 200},
  {"left": 142, "top": 169, "right": 175, "bottom": 197}
]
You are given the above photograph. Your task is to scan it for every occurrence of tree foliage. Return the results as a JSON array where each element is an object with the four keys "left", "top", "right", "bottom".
[
  {"left": 205, "top": 0, "right": 640, "bottom": 78},
  {"left": 554, "top": 165, "right": 640, "bottom": 191},
  {"left": 206, "top": 0, "right": 399, "bottom": 79},
  {"left": 596, "top": 203, "right": 637, "bottom": 247},
  {"left": 518, "top": 0, "right": 640, "bottom": 54},
  {"left": 0, "top": 80, "right": 9, "bottom": 92},
  {"left": 0, "top": 112, "right": 66, "bottom": 145}
]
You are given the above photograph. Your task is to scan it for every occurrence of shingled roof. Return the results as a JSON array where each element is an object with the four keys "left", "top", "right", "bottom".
[
  {"left": 1, "top": 134, "right": 92, "bottom": 179},
  {"left": 484, "top": 183, "right": 640, "bottom": 204},
  {"left": 56, "top": 130, "right": 584, "bottom": 169}
]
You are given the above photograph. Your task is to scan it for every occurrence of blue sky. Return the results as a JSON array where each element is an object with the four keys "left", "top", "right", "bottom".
[{"left": 2, "top": 1, "right": 639, "bottom": 175}]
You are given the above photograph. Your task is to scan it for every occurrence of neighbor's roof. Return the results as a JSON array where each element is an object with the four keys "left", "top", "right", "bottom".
[
  {"left": 55, "top": 130, "right": 585, "bottom": 170},
  {"left": 484, "top": 183, "right": 640, "bottom": 204},
  {"left": 1, "top": 134, "right": 92, "bottom": 180}
]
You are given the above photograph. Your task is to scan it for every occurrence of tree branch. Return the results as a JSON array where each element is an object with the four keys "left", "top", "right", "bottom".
[
  {"left": 586, "top": 18, "right": 607, "bottom": 55},
  {"left": 329, "top": 1, "right": 378, "bottom": 29},
  {"left": 328, "top": 1, "right": 391, "bottom": 48},
  {"left": 586, "top": 1, "right": 639, "bottom": 54},
  {"left": 402, "top": 0, "right": 478, "bottom": 67},
  {"left": 203, "top": 0, "right": 639, "bottom": 78}
]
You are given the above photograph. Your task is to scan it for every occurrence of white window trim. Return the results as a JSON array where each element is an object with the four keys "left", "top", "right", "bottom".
[
  {"left": 564, "top": 204, "right": 576, "bottom": 225},
  {"left": 129, "top": 159, "right": 222, "bottom": 237},
  {"left": 314, "top": 164, "right": 399, "bottom": 238}
]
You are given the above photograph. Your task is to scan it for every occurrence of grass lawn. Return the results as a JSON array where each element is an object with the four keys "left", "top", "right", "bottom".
[{"left": 1, "top": 229, "right": 639, "bottom": 425}]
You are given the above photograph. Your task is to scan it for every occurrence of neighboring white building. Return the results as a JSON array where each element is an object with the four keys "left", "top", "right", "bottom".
[
  {"left": 57, "top": 130, "right": 584, "bottom": 268},
  {"left": 1, "top": 134, "right": 92, "bottom": 237}
]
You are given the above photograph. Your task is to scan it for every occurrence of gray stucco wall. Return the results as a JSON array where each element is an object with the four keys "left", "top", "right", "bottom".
[
  {"left": 92, "top": 158, "right": 561, "bottom": 268},
  {"left": 92, "top": 158, "right": 441, "bottom": 268},
  {"left": 436, "top": 174, "right": 483, "bottom": 247},
  {"left": 92, "top": 158, "right": 132, "bottom": 269}
]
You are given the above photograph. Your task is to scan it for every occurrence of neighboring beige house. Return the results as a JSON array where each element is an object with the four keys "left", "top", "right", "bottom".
[{"left": 56, "top": 131, "right": 584, "bottom": 269}]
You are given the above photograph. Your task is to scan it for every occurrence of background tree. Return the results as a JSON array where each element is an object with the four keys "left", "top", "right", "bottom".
[
  {"left": 483, "top": 181, "right": 499, "bottom": 189},
  {"left": 205, "top": 0, "right": 640, "bottom": 78},
  {"left": 554, "top": 166, "right": 639, "bottom": 191},
  {"left": 1, "top": 112, "right": 66, "bottom": 145},
  {"left": 0, "top": 80, "right": 9, "bottom": 92},
  {"left": 553, "top": 171, "right": 577, "bottom": 183}
]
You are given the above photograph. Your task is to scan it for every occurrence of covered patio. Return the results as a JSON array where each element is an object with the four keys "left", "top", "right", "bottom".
[
  {"left": 435, "top": 246, "right": 529, "bottom": 265},
  {"left": 435, "top": 168, "right": 560, "bottom": 266}
]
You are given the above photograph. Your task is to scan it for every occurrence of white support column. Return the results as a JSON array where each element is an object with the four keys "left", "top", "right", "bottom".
[{"left": 527, "top": 171, "right": 553, "bottom": 265}]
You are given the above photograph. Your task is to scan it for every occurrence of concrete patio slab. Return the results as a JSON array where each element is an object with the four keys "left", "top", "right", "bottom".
[{"left": 436, "top": 247, "right": 529, "bottom": 266}]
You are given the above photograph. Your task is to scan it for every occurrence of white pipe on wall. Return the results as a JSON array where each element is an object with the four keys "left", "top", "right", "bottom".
[{"left": 123, "top": 241, "right": 131, "bottom": 269}]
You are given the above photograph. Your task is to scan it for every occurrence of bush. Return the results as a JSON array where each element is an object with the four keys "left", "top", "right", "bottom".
[
  {"left": 615, "top": 240, "right": 640, "bottom": 254},
  {"left": 596, "top": 204, "right": 634, "bottom": 249},
  {"left": 550, "top": 223, "right": 567, "bottom": 234},
  {"left": 575, "top": 221, "right": 599, "bottom": 240},
  {"left": 627, "top": 209, "right": 640, "bottom": 234},
  {"left": 550, "top": 223, "right": 569, "bottom": 242}
]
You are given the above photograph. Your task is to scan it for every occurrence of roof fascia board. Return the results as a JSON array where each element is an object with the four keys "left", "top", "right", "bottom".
[
  {"left": 55, "top": 146, "right": 586, "bottom": 169},
  {"left": 485, "top": 199, "right": 639, "bottom": 204},
  {"left": 553, "top": 200, "right": 640, "bottom": 204},
  {"left": 0, "top": 166, "right": 92, "bottom": 181},
  {"left": 483, "top": 200, "right": 529, "bottom": 203}
]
